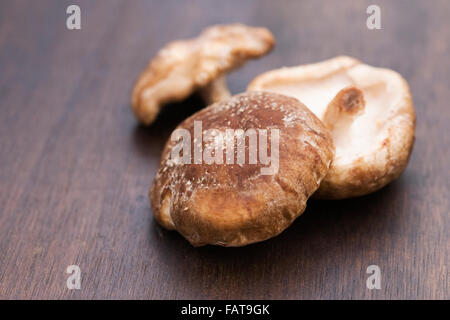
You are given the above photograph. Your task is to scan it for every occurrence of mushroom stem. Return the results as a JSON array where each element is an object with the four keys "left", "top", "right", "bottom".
[
  {"left": 199, "top": 76, "right": 232, "bottom": 105},
  {"left": 322, "top": 86, "right": 365, "bottom": 130}
]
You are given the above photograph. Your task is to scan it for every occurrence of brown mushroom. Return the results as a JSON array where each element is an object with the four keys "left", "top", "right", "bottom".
[
  {"left": 131, "top": 24, "right": 275, "bottom": 125},
  {"left": 151, "top": 92, "right": 334, "bottom": 246},
  {"left": 248, "top": 56, "right": 416, "bottom": 199}
]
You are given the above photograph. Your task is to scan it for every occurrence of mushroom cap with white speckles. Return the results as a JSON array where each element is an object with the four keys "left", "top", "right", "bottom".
[{"left": 150, "top": 92, "right": 334, "bottom": 247}]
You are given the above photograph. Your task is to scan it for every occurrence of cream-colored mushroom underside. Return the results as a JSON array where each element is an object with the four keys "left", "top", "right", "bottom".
[{"left": 250, "top": 61, "right": 404, "bottom": 166}]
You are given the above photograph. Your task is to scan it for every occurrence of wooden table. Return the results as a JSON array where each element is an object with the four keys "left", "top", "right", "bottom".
[{"left": 0, "top": 0, "right": 448, "bottom": 299}]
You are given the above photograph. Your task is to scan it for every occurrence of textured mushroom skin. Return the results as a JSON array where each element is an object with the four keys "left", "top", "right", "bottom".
[
  {"left": 248, "top": 56, "right": 416, "bottom": 199},
  {"left": 150, "top": 92, "right": 334, "bottom": 246},
  {"left": 131, "top": 24, "right": 275, "bottom": 125}
]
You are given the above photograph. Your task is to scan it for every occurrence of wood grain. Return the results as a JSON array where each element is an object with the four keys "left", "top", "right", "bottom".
[{"left": 0, "top": 0, "right": 448, "bottom": 299}]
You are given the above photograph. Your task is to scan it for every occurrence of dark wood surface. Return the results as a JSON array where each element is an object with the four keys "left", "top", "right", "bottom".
[{"left": 0, "top": 0, "right": 448, "bottom": 299}]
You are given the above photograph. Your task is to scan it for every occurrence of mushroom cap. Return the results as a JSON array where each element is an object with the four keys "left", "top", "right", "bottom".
[
  {"left": 150, "top": 92, "right": 334, "bottom": 246},
  {"left": 131, "top": 24, "right": 275, "bottom": 125},
  {"left": 248, "top": 56, "right": 416, "bottom": 199}
]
